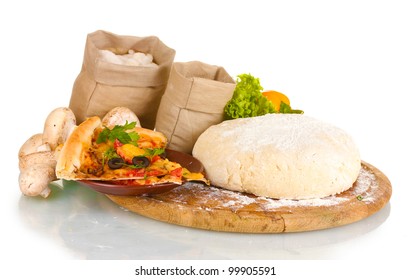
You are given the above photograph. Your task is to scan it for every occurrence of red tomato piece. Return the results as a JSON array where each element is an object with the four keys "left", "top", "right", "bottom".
[
  {"left": 151, "top": 155, "right": 161, "bottom": 163},
  {"left": 146, "top": 169, "right": 166, "bottom": 177},
  {"left": 113, "top": 139, "right": 123, "bottom": 149},
  {"left": 126, "top": 168, "right": 145, "bottom": 178},
  {"left": 169, "top": 167, "right": 183, "bottom": 178}
]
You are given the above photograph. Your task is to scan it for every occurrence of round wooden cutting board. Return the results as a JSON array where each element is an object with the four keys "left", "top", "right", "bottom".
[{"left": 107, "top": 162, "right": 392, "bottom": 233}]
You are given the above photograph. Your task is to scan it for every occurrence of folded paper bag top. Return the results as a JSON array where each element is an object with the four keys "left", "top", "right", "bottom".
[
  {"left": 155, "top": 61, "right": 236, "bottom": 154},
  {"left": 69, "top": 30, "right": 176, "bottom": 129}
]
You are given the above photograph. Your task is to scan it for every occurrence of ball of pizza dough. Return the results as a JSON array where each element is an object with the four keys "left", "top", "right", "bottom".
[{"left": 192, "top": 114, "right": 361, "bottom": 199}]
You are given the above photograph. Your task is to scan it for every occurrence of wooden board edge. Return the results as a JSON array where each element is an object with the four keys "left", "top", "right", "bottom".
[{"left": 106, "top": 161, "right": 392, "bottom": 233}]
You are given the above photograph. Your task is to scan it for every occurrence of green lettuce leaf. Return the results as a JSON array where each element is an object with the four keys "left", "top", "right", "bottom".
[
  {"left": 224, "top": 74, "right": 274, "bottom": 120},
  {"left": 278, "top": 101, "right": 304, "bottom": 114}
]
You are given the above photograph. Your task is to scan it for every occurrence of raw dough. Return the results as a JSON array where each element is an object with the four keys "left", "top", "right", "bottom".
[{"left": 192, "top": 114, "right": 361, "bottom": 199}]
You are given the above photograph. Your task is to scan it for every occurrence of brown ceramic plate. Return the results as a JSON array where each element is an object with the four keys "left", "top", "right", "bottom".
[{"left": 78, "top": 149, "right": 205, "bottom": 196}]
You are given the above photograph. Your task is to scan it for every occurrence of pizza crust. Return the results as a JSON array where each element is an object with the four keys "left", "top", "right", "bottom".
[
  {"left": 56, "top": 116, "right": 102, "bottom": 180},
  {"left": 192, "top": 114, "right": 361, "bottom": 199}
]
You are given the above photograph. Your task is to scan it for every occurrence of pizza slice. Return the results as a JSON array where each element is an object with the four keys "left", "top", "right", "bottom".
[{"left": 56, "top": 116, "right": 208, "bottom": 185}]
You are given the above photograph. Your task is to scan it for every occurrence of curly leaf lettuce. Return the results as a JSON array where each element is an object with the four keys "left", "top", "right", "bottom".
[
  {"left": 224, "top": 74, "right": 274, "bottom": 120},
  {"left": 278, "top": 101, "right": 304, "bottom": 114}
]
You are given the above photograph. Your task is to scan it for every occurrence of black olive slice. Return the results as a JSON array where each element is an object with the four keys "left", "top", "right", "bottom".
[
  {"left": 132, "top": 156, "right": 150, "bottom": 168},
  {"left": 108, "top": 157, "right": 125, "bottom": 169}
]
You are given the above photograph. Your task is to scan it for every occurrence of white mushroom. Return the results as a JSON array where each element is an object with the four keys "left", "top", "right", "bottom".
[
  {"left": 42, "top": 107, "right": 76, "bottom": 150},
  {"left": 18, "top": 133, "right": 44, "bottom": 159},
  {"left": 102, "top": 106, "right": 141, "bottom": 128},
  {"left": 36, "top": 143, "right": 52, "bottom": 152},
  {"left": 18, "top": 107, "right": 77, "bottom": 198},
  {"left": 19, "top": 150, "right": 57, "bottom": 171},
  {"left": 19, "top": 164, "right": 56, "bottom": 198}
]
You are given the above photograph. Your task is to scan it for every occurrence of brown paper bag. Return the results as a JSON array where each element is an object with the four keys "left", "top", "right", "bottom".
[
  {"left": 155, "top": 61, "right": 236, "bottom": 154},
  {"left": 69, "top": 30, "right": 175, "bottom": 129}
]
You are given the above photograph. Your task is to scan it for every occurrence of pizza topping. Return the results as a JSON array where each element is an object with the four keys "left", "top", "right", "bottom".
[
  {"left": 91, "top": 123, "right": 174, "bottom": 182},
  {"left": 182, "top": 168, "right": 204, "bottom": 180},
  {"left": 132, "top": 156, "right": 150, "bottom": 168},
  {"left": 108, "top": 158, "right": 125, "bottom": 169},
  {"left": 97, "top": 121, "right": 139, "bottom": 145},
  {"left": 169, "top": 167, "right": 183, "bottom": 177},
  {"left": 116, "top": 143, "right": 146, "bottom": 163},
  {"left": 124, "top": 168, "right": 145, "bottom": 178}
]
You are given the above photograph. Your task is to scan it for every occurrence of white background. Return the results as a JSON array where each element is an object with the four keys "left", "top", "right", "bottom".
[{"left": 1, "top": 0, "right": 410, "bottom": 279}]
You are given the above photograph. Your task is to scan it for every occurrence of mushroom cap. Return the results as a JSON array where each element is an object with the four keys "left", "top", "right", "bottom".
[
  {"left": 19, "top": 164, "right": 55, "bottom": 198},
  {"left": 18, "top": 133, "right": 44, "bottom": 159},
  {"left": 42, "top": 107, "right": 76, "bottom": 150},
  {"left": 19, "top": 150, "right": 57, "bottom": 171},
  {"left": 102, "top": 107, "right": 140, "bottom": 128}
]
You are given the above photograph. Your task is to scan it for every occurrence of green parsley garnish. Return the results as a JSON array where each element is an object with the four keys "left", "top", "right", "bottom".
[
  {"left": 144, "top": 147, "right": 165, "bottom": 158},
  {"left": 96, "top": 121, "right": 140, "bottom": 144},
  {"left": 100, "top": 147, "right": 119, "bottom": 168},
  {"left": 103, "top": 147, "right": 118, "bottom": 160}
]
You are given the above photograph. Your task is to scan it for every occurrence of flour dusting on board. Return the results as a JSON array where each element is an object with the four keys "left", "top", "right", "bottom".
[
  {"left": 351, "top": 166, "right": 379, "bottom": 202},
  {"left": 169, "top": 165, "right": 378, "bottom": 212}
]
